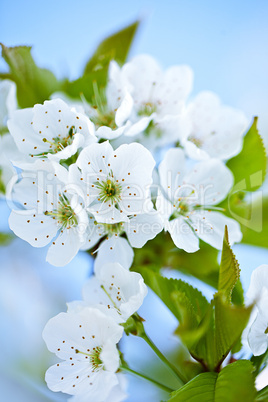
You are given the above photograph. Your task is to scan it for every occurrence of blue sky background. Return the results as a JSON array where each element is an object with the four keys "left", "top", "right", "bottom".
[
  {"left": 1, "top": 0, "right": 268, "bottom": 145},
  {"left": 1, "top": 1, "right": 268, "bottom": 401}
]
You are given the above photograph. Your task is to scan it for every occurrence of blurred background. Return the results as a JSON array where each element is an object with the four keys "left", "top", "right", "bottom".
[{"left": 1, "top": 0, "right": 268, "bottom": 401}]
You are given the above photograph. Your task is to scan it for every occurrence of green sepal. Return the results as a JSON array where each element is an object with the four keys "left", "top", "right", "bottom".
[{"left": 121, "top": 313, "right": 146, "bottom": 337}]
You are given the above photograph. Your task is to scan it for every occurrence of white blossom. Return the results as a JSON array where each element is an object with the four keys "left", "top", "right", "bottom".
[
  {"left": 76, "top": 141, "right": 155, "bottom": 223},
  {"left": 7, "top": 98, "right": 97, "bottom": 166},
  {"left": 8, "top": 163, "right": 88, "bottom": 266},
  {"left": 68, "top": 262, "right": 148, "bottom": 323},
  {"left": 108, "top": 55, "right": 193, "bottom": 150},
  {"left": 43, "top": 307, "right": 124, "bottom": 402},
  {"left": 156, "top": 147, "right": 242, "bottom": 252},
  {"left": 181, "top": 91, "right": 248, "bottom": 160}
]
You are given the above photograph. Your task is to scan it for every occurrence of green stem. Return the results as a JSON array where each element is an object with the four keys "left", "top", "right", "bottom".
[
  {"left": 141, "top": 332, "right": 187, "bottom": 385},
  {"left": 120, "top": 365, "right": 175, "bottom": 394}
]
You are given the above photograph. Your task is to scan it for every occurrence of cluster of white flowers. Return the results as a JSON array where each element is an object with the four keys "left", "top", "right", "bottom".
[{"left": 1, "top": 53, "right": 261, "bottom": 401}]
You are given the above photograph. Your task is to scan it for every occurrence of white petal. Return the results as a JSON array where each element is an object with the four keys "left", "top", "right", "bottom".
[
  {"left": 77, "top": 141, "right": 113, "bottom": 177},
  {"left": 183, "top": 140, "right": 210, "bottom": 161},
  {"left": 0, "top": 79, "right": 17, "bottom": 127},
  {"left": 158, "top": 147, "right": 186, "bottom": 201},
  {"left": 46, "top": 228, "right": 82, "bottom": 266},
  {"left": 185, "top": 91, "right": 248, "bottom": 160},
  {"left": 156, "top": 191, "right": 176, "bottom": 226},
  {"left": 190, "top": 210, "right": 242, "bottom": 249},
  {"left": 9, "top": 210, "right": 58, "bottom": 247},
  {"left": 95, "top": 237, "right": 134, "bottom": 270},
  {"left": 88, "top": 203, "right": 129, "bottom": 224},
  {"left": 7, "top": 108, "right": 48, "bottom": 155},
  {"left": 92, "top": 262, "right": 148, "bottom": 321},
  {"left": 121, "top": 54, "right": 163, "bottom": 104},
  {"left": 247, "top": 265, "right": 268, "bottom": 304},
  {"left": 111, "top": 142, "right": 155, "bottom": 188},
  {"left": 96, "top": 125, "right": 125, "bottom": 140},
  {"left": 124, "top": 115, "right": 153, "bottom": 137},
  {"left": 248, "top": 313, "right": 268, "bottom": 356},
  {"left": 46, "top": 361, "right": 118, "bottom": 400},
  {"left": 168, "top": 216, "right": 199, "bottom": 252},
  {"left": 183, "top": 159, "right": 234, "bottom": 205},
  {"left": 155, "top": 65, "right": 193, "bottom": 116},
  {"left": 115, "top": 92, "right": 133, "bottom": 127},
  {"left": 125, "top": 211, "right": 163, "bottom": 248}
]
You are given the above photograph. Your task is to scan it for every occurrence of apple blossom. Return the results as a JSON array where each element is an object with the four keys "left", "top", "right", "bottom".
[
  {"left": 68, "top": 262, "right": 148, "bottom": 323},
  {"left": 76, "top": 141, "right": 155, "bottom": 223},
  {"left": 108, "top": 55, "right": 193, "bottom": 150},
  {"left": 156, "top": 147, "right": 242, "bottom": 252},
  {"left": 181, "top": 91, "right": 248, "bottom": 160},
  {"left": 43, "top": 307, "right": 124, "bottom": 402},
  {"left": 7, "top": 98, "right": 96, "bottom": 165}
]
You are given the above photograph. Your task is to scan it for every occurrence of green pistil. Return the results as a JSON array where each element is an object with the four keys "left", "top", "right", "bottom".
[
  {"left": 76, "top": 346, "right": 103, "bottom": 371},
  {"left": 45, "top": 194, "right": 78, "bottom": 228},
  {"left": 95, "top": 173, "right": 122, "bottom": 205},
  {"left": 265, "top": 327, "right": 268, "bottom": 335},
  {"left": 91, "top": 111, "right": 116, "bottom": 130},
  {"left": 91, "top": 80, "right": 117, "bottom": 130},
  {"left": 138, "top": 102, "right": 157, "bottom": 117},
  {"left": 169, "top": 200, "right": 190, "bottom": 221},
  {"left": 97, "top": 222, "right": 124, "bottom": 236},
  {"left": 189, "top": 136, "right": 203, "bottom": 148},
  {"left": 42, "top": 126, "right": 76, "bottom": 155},
  {"left": 144, "top": 120, "right": 162, "bottom": 139}
]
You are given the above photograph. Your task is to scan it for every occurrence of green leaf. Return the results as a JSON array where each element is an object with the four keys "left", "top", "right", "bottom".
[
  {"left": 251, "top": 348, "right": 268, "bottom": 376},
  {"left": 135, "top": 267, "right": 212, "bottom": 351},
  {"left": 0, "top": 44, "right": 60, "bottom": 108},
  {"left": 134, "top": 232, "right": 220, "bottom": 289},
  {"left": 169, "top": 360, "right": 256, "bottom": 402},
  {"left": 241, "top": 196, "right": 268, "bottom": 248},
  {"left": 84, "top": 21, "right": 139, "bottom": 74},
  {"left": 213, "top": 294, "right": 252, "bottom": 369},
  {"left": 168, "top": 372, "right": 217, "bottom": 401},
  {"left": 227, "top": 117, "right": 266, "bottom": 191},
  {"left": 218, "top": 226, "right": 240, "bottom": 303},
  {"left": 61, "top": 68, "right": 108, "bottom": 104},
  {"left": 137, "top": 267, "right": 209, "bottom": 324}
]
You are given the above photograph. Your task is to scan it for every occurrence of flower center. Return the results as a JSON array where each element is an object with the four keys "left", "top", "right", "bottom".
[
  {"left": 97, "top": 221, "right": 124, "bottom": 236},
  {"left": 188, "top": 135, "right": 203, "bottom": 148},
  {"left": 45, "top": 194, "right": 78, "bottom": 228},
  {"left": 91, "top": 110, "right": 116, "bottom": 130},
  {"left": 75, "top": 346, "right": 103, "bottom": 371},
  {"left": 95, "top": 173, "right": 122, "bottom": 205},
  {"left": 265, "top": 326, "right": 268, "bottom": 335},
  {"left": 42, "top": 126, "right": 76, "bottom": 155},
  {"left": 138, "top": 102, "right": 157, "bottom": 117},
  {"left": 169, "top": 198, "right": 192, "bottom": 221}
]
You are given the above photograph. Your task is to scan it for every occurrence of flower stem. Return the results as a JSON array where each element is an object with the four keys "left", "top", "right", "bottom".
[
  {"left": 120, "top": 365, "right": 175, "bottom": 394},
  {"left": 140, "top": 332, "right": 187, "bottom": 385}
]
